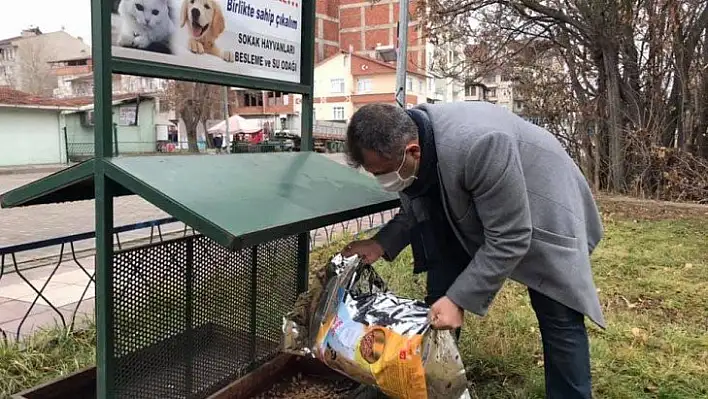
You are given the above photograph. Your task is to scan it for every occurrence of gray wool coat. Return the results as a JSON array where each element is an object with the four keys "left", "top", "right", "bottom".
[{"left": 373, "top": 102, "right": 606, "bottom": 328}]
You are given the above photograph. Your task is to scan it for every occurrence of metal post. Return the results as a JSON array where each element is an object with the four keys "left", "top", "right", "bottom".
[
  {"left": 92, "top": 0, "right": 115, "bottom": 396},
  {"left": 395, "top": 0, "right": 410, "bottom": 109},
  {"left": 184, "top": 237, "right": 194, "bottom": 396},
  {"left": 223, "top": 86, "right": 230, "bottom": 153},
  {"left": 113, "top": 123, "right": 119, "bottom": 156},
  {"left": 299, "top": 0, "right": 316, "bottom": 151},
  {"left": 63, "top": 127, "right": 69, "bottom": 165}
]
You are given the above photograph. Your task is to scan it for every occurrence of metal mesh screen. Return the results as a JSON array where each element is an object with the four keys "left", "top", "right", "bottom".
[{"left": 111, "top": 234, "right": 302, "bottom": 398}]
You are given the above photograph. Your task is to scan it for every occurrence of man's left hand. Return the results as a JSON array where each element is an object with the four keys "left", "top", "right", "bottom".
[{"left": 429, "top": 296, "right": 464, "bottom": 330}]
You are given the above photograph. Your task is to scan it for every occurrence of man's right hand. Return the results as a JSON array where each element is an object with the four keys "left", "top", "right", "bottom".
[{"left": 341, "top": 239, "right": 385, "bottom": 265}]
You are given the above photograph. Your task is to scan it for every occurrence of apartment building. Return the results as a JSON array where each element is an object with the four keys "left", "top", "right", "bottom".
[
  {"left": 315, "top": 0, "right": 427, "bottom": 73},
  {"left": 463, "top": 72, "right": 525, "bottom": 115},
  {"left": 53, "top": 58, "right": 168, "bottom": 99},
  {"left": 313, "top": 51, "right": 429, "bottom": 122},
  {"left": 228, "top": 89, "right": 303, "bottom": 136},
  {"left": 461, "top": 41, "right": 564, "bottom": 116},
  {"left": 230, "top": 0, "right": 451, "bottom": 129},
  {"left": 0, "top": 28, "right": 90, "bottom": 95}
]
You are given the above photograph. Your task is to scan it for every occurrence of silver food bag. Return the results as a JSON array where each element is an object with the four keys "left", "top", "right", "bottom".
[{"left": 282, "top": 254, "right": 471, "bottom": 399}]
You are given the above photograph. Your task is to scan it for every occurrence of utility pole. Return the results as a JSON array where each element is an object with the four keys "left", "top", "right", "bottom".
[
  {"left": 395, "top": 0, "right": 410, "bottom": 109},
  {"left": 223, "top": 86, "right": 230, "bottom": 153}
]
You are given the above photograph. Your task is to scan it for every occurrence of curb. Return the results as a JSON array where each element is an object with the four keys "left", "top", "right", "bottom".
[{"left": 0, "top": 165, "right": 71, "bottom": 176}]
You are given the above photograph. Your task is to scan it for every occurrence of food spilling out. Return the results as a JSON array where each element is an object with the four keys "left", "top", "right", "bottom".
[{"left": 282, "top": 254, "right": 471, "bottom": 399}]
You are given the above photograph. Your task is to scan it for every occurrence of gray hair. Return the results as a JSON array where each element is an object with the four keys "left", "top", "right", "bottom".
[{"left": 345, "top": 103, "right": 418, "bottom": 168}]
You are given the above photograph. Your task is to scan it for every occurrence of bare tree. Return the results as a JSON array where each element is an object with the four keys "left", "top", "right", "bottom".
[
  {"left": 419, "top": 0, "right": 708, "bottom": 198},
  {"left": 166, "top": 81, "right": 223, "bottom": 153},
  {"left": 12, "top": 40, "right": 57, "bottom": 95}
]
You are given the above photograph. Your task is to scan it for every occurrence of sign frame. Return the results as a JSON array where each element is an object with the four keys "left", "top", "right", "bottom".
[{"left": 90, "top": 0, "right": 316, "bottom": 397}]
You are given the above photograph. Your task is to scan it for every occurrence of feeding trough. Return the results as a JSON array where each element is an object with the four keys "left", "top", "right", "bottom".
[{"left": 1, "top": 0, "right": 399, "bottom": 397}]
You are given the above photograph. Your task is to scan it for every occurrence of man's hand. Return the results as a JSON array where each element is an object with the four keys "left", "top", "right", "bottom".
[
  {"left": 429, "top": 296, "right": 464, "bottom": 330},
  {"left": 341, "top": 239, "right": 384, "bottom": 265}
]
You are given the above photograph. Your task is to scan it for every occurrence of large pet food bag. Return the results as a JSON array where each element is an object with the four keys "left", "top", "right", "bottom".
[{"left": 282, "top": 254, "right": 470, "bottom": 399}]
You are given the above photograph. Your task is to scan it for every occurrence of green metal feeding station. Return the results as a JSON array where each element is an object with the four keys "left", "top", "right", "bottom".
[{"left": 0, "top": 0, "right": 398, "bottom": 397}]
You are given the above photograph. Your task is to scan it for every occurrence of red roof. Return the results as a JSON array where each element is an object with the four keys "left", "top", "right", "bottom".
[
  {"left": 0, "top": 87, "right": 148, "bottom": 108},
  {"left": 0, "top": 87, "right": 77, "bottom": 107},
  {"left": 317, "top": 50, "right": 428, "bottom": 77}
]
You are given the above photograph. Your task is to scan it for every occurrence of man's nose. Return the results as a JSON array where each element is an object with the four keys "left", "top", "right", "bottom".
[{"left": 191, "top": 8, "right": 201, "bottom": 20}]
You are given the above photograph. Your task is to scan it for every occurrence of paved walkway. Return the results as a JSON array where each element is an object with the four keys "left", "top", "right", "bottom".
[{"left": 0, "top": 154, "right": 397, "bottom": 340}]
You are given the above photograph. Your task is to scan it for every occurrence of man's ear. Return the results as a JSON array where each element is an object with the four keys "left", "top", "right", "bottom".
[{"left": 408, "top": 142, "right": 422, "bottom": 161}]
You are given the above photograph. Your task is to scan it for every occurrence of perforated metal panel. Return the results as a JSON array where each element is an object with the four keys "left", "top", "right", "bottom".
[{"left": 110, "top": 234, "right": 302, "bottom": 398}]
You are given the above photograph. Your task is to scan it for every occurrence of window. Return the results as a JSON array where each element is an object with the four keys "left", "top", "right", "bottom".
[
  {"left": 465, "top": 85, "right": 477, "bottom": 97},
  {"left": 357, "top": 79, "right": 372, "bottom": 93},
  {"left": 243, "top": 91, "right": 263, "bottom": 107},
  {"left": 333, "top": 106, "right": 345, "bottom": 120},
  {"left": 0, "top": 47, "right": 15, "bottom": 61},
  {"left": 428, "top": 78, "right": 435, "bottom": 93},
  {"left": 406, "top": 77, "right": 413, "bottom": 91},
  {"left": 330, "top": 78, "right": 345, "bottom": 94},
  {"left": 418, "top": 80, "right": 424, "bottom": 93},
  {"left": 488, "top": 87, "right": 497, "bottom": 97}
]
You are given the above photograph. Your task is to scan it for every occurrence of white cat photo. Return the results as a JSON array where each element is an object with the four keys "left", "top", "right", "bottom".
[{"left": 118, "top": 0, "right": 175, "bottom": 50}]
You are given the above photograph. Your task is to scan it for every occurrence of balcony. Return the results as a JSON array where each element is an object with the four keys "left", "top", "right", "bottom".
[
  {"left": 231, "top": 93, "right": 296, "bottom": 116},
  {"left": 51, "top": 64, "right": 93, "bottom": 77},
  {"left": 351, "top": 93, "right": 419, "bottom": 105}
]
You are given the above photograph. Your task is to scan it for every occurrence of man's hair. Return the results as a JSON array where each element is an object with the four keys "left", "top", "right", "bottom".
[{"left": 345, "top": 103, "right": 418, "bottom": 168}]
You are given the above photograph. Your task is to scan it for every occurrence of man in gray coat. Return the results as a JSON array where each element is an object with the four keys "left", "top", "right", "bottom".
[{"left": 342, "top": 102, "right": 605, "bottom": 398}]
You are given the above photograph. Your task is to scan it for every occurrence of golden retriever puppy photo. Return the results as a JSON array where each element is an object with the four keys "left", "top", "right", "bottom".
[{"left": 181, "top": 0, "right": 235, "bottom": 62}]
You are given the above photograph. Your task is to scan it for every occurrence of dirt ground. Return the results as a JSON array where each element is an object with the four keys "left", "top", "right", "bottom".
[{"left": 596, "top": 194, "right": 708, "bottom": 221}]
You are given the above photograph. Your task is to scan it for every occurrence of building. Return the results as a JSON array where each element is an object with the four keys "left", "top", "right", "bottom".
[
  {"left": 63, "top": 94, "right": 161, "bottom": 160},
  {"left": 314, "top": 0, "right": 428, "bottom": 74},
  {"left": 230, "top": 0, "right": 452, "bottom": 133},
  {"left": 0, "top": 28, "right": 90, "bottom": 95},
  {"left": 0, "top": 87, "right": 73, "bottom": 166},
  {"left": 313, "top": 51, "right": 429, "bottom": 122},
  {"left": 460, "top": 41, "right": 563, "bottom": 116},
  {"left": 463, "top": 72, "right": 525, "bottom": 115},
  {"left": 228, "top": 89, "right": 303, "bottom": 137},
  {"left": 0, "top": 87, "right": 162, "bottom": 166},
  {"left": 51, "top": 54, "right": 169, "bottom": 99}
]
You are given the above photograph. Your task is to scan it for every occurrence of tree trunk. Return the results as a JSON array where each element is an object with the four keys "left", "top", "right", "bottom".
[
  {"left": 593, "top": 119, "right": 601, "bottom": 190},
  {"left": 203, "top": 120, "right": 215, "bottom": 149},
  {"left": 604, "top": 49, "right": 626, "bottom": 192},
  {"left": 186, "top": 125, "right": 199, "bottom": 153},
  {"left": 179, "top": 100, "right": 201, "bottom": 153}
]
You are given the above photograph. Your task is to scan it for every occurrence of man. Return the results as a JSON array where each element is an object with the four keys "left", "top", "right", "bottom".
[{"left": 342, "top": 102, "right": 605, "bottom": 398}]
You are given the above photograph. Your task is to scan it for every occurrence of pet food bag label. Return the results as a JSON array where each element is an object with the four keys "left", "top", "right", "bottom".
[{"left": 313, "top": 288, "right": 427, "bottom": 399}]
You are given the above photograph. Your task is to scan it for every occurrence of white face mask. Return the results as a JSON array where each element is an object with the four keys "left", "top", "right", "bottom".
[{"left": 375, "top": 150, "right": 418, "bottom": 192}]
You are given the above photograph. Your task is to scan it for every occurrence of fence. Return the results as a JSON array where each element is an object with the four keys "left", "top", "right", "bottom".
[
  {"left": 0, "top": 210, "right": 397, "bottom": 341},
  {"left": 66, "top": 140, "right": 343, "bottom": 161},
  {"left": 67, "top": 141, "right": 199, "bottom": 161}
]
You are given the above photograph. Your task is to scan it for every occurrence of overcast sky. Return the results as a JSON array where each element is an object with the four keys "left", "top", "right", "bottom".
[{"left": 2, "top": 0, "right": 93, "bottom": 44}]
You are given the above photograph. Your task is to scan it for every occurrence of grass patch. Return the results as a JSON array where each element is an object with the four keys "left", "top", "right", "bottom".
[
  {"left": 2, "top": 200, "right": 706, "bottom": 398},
  {"left": 372, "top": 216, "right": 708, "bottom": 398},
  {"left": 0, "top": 318, "right": 96, "bottom": 399}
]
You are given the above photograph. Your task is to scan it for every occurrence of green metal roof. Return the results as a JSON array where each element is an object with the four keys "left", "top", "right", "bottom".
[
  {"left": 0, "top": 159, "right": 131, "bottom": 207},
  {"left": 1, "top": 153, "right": 399, "bottom": 250}
]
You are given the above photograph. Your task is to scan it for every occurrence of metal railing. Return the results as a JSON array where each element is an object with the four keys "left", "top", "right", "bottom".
[
  {"left": 0, "top": 210, "right": 397, "bottom": 341},
  {"left": 67, "top": 141, "right": 198, "bottom": 160},
  {"left": 66, "top": 140, "right": 344, "bottom": 160}
]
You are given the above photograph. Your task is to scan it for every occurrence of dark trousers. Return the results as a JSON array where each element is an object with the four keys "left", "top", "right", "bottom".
[
  {"left": 528, "top": 288, "right": 592, "bottom": 399},
  {"left": 426, "top": 267, "right": 592, "bottom": 398}
]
